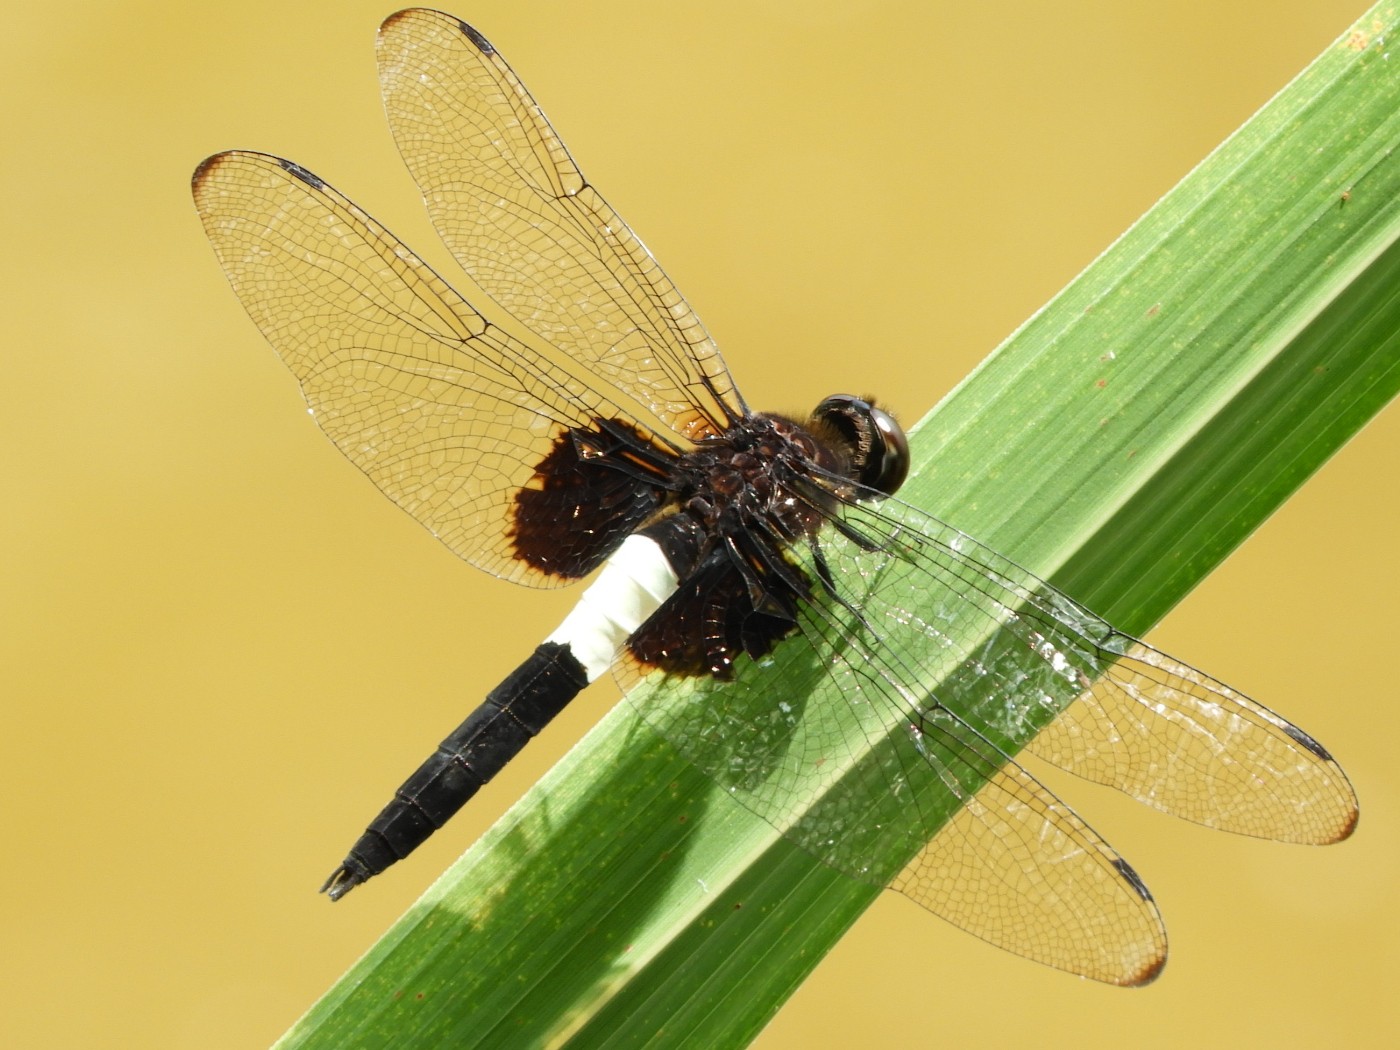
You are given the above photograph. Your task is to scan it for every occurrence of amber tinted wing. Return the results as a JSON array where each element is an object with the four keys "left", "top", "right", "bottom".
[
  {"left": 193, "top": 151, "right": 672, "bottom": 587},
  {"left": 827, "top": 493, "right": 1358, "bottom": 845},
  {"left": 626, "top": 485, "right": 1355, "bottom": 982},
  {"left": 376, "top": 9, "right": 742, "bottom": 443}
]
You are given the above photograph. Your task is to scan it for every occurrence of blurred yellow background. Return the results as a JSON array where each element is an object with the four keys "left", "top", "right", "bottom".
[{"left": 3, "top": 1, "right": 1395, "bottom": 1046}]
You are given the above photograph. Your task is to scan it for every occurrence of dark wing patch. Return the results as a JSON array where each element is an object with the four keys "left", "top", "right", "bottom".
[
  {"left": 512, "top": 419, "right": 673, "bottom": 578},
  {"left": 628, "top": 537, "right": 812, "bottom": 679}
]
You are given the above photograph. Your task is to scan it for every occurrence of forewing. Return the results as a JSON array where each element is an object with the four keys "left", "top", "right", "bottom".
[
  {"left": 376, "top": 9, "right": 743, "bottom": 442},
  {"left": 828, "top": 491, "right": 1359, "bottom": 845},
  {"left": 192, "top": 150, "right": 667, "bottom": 586}
]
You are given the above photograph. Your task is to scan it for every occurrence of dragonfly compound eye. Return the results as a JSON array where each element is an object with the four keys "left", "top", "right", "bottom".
[{"left": 813, "top": 394, "right": 910, "bottom": 497}]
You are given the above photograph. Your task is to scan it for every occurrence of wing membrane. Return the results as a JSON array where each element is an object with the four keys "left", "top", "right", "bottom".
[
  {"left": 1029, "top": 641, "right": 1359, "bottom": 843},
  {"left": 827, "top": 492, "right": 1358, "bottom": 845},
  {"left": 192, "top": 150, "right": 663, "bottom": 586},
  {"left": 795, "top": 581, "right": 1169, "bottom": 985},
  {"left": 377, "top": 9, "right": 742, "bottom": 442},
  {"left": 891, "top": 753, "right": 1166, "bottom": 985}
]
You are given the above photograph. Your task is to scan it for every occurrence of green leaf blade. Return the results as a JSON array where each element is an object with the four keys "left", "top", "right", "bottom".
[{"left": 278, "top": 4, "right": 1399, "bottom": 1047}]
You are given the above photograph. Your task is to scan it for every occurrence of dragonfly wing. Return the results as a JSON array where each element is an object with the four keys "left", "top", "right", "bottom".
[
  {"left": 1029, "top": 640, "right": 1358, "bottom": 843},
  {"left": 892, "top": 752, "right": 1167, "bottom": 985},
  {"left": 377, "top": 9, "right": 743, "bottom": 442},
  {"left": 193, "top": 151, "right": 674, "bottom": 585},
  {"left": 826, "top": 490, "right": 1359, "bottom": 844}
]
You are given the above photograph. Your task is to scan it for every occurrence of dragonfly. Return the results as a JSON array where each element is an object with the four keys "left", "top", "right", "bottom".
[{"left": 192, "top": 8, "right": 1357, "bottom": 986}]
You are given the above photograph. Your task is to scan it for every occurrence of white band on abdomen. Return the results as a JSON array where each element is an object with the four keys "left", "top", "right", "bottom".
[{"left": 543, "top": 535, "right": 680, "bottom": 682}]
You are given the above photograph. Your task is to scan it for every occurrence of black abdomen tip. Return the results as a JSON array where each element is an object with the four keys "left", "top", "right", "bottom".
[{"left": 321, "top": 863, "right": 367, "bottom": 902}]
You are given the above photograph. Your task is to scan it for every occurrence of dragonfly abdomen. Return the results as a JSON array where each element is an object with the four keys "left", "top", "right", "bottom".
[
  {"left": 322, "top": 536, "right": 680, "bottom": 900},
  {"left": 321, "top": 641, "right": 586, "bottom": 899}
]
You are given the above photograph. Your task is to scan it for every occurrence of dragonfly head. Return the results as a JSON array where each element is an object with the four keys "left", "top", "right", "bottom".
[{"left": 812, "top": 394, "right": 910, "bottom": 498}]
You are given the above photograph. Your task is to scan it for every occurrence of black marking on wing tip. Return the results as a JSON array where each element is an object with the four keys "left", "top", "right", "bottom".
[
  {"left": 279, "top": 158, "right": 324, "bottom": 190},
  {"left": 1283, "top": 722, "right": 1334, "bottom": 762},
  {"left": 459, "top": 21, "right": 494, "bottom": 54},
  {"left": 1112, "top": 858, "right": 1154, "bottom": 903}
]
